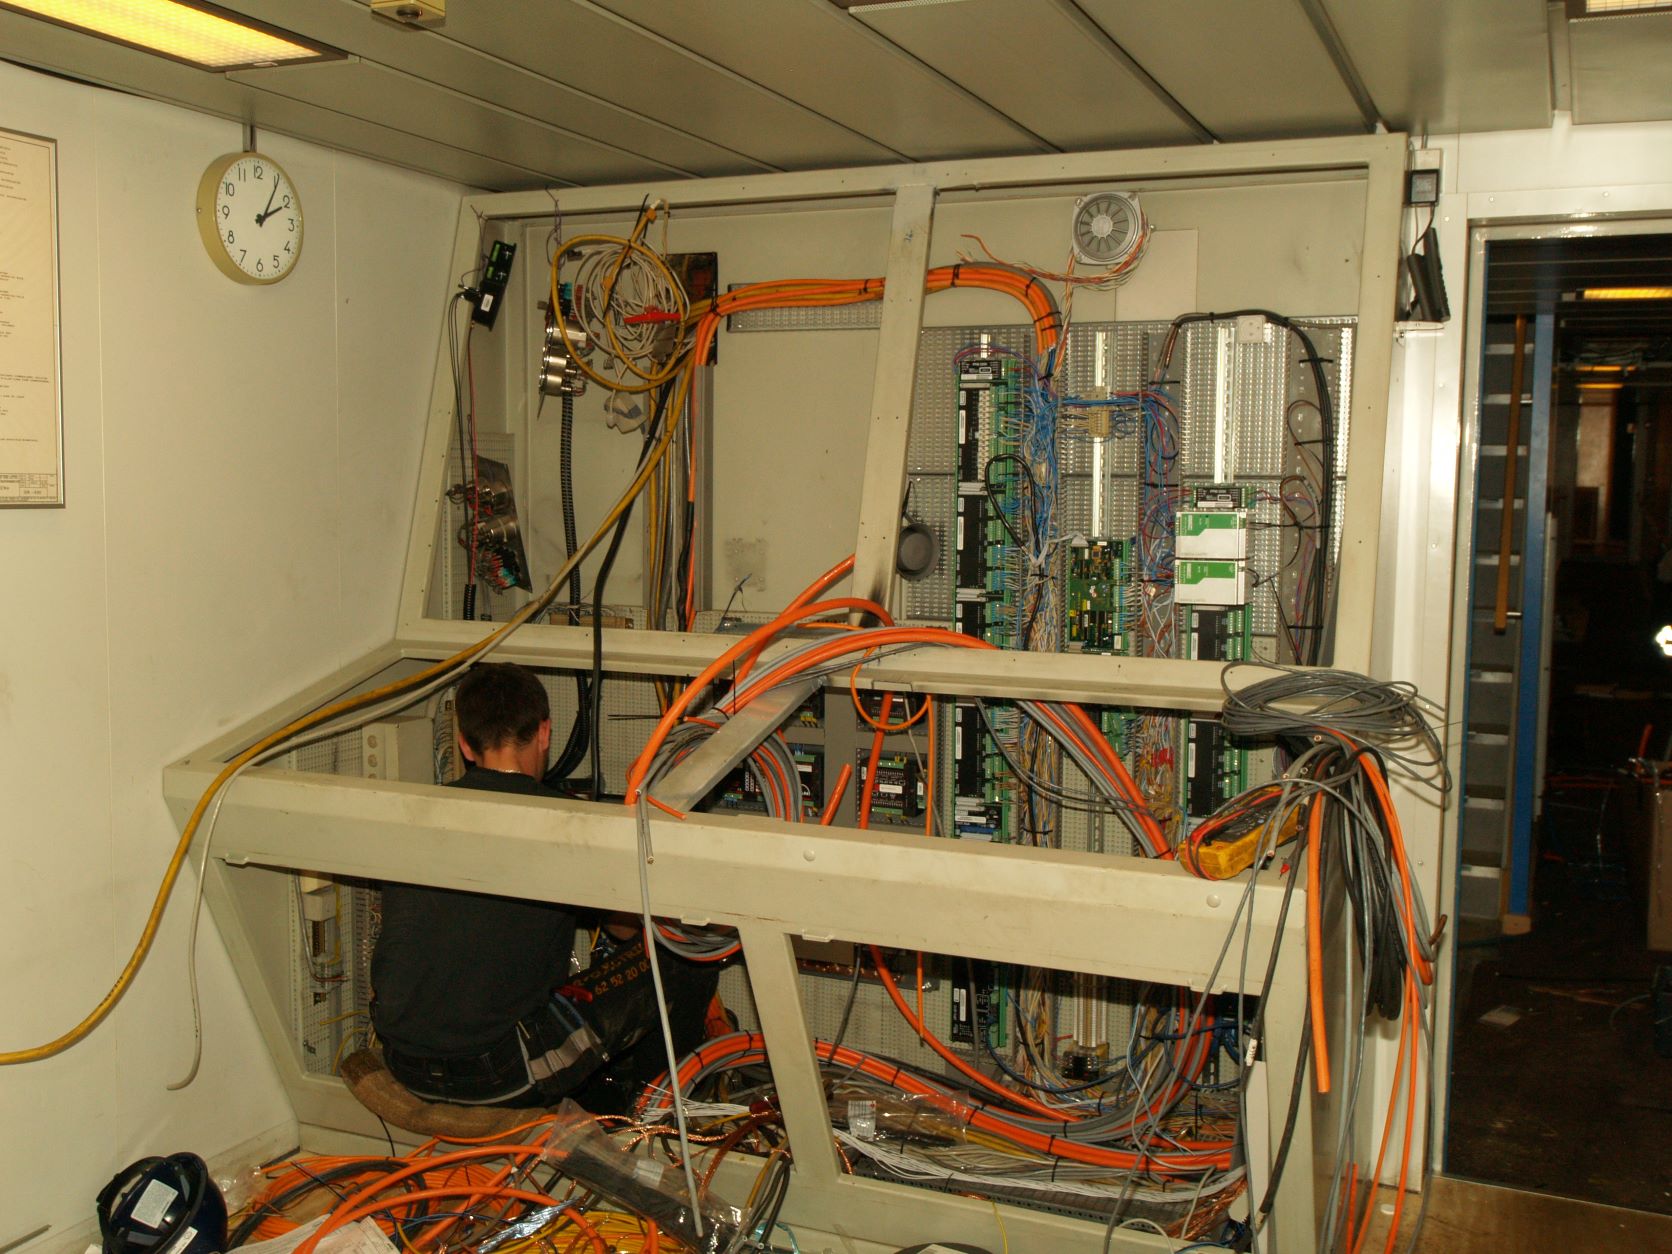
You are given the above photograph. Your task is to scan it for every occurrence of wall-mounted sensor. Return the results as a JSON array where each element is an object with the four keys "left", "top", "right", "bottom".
[
  {"left": 896, "top": 522, "right": 938, "bottom": 582},
  {"left": 370, "top": 0, "right": 445, "bottom": 28}
]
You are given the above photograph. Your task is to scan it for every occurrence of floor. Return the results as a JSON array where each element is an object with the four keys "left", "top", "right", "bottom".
[
  {"left": 1362, "top": 1175, "right": 1672, "bottom": 1252},
  {"left": 1445, "top": 818, "right": 1672, "bottom": 1214}
]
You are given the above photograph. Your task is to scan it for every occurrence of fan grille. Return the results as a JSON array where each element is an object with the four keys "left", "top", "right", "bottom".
[{"left": 1072, "top": 191, "right": 1142, "bottom": 267}]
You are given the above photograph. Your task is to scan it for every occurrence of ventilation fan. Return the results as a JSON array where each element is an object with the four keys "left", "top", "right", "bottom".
[{"left": 1071, "top": 191, "right": 1144, "bottom": 267}]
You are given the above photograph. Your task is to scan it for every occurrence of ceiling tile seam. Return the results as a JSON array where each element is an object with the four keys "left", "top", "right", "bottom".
[
  {"left": 199, "top": 0, "right": 780, "bottom": 171},
  {"left": 238, "top": 56, "right": 702, "bottom": 179},
  {"left": 300, "top": 21, "right": 782, "bottom": 177},
  {"left": 1297, "top": 0, "right": 1383, "bottom": 133},
  {"left": 567, "top": 0, "right": 910, "bottom": 163},
  {"left": 224, "top": 78, "right": 581, "bottom": 189},
  {"left": 799, "top": 0, "right": 1058, "bottom": 156},
  {"left": 0, "top": 46, "right": 569, "bottom": 190},
  {"left": 1053, "top": 0, "right": 1216, "bottom": 143}
]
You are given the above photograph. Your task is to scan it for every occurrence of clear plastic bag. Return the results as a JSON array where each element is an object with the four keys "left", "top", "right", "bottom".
[{"left": 540, "top": 1104, "right": 742, "bottom": 1253}]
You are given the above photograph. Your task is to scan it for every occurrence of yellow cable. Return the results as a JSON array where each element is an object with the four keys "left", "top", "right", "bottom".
[
  {"left": 8, "top": 253, "right": 1054, "bottom": 1065},
  {"left": 0, "top": 354, "right": 696, "bottom": 1066}
]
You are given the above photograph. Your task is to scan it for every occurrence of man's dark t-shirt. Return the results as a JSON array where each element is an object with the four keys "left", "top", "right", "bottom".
[{"left": 371, "top": 766, "right": 575, "bottom": 1056}]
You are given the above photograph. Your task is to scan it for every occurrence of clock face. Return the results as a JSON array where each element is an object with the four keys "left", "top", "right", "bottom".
[{"left": 197, "top": 153, "right": 304, "bottom": 284}]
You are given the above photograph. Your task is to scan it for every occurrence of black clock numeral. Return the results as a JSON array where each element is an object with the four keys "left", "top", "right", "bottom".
[
  {"left": 225, "top": 229, "right": 235, "bottom": 245},
  {"left": 220, "top": 204, "right": 230, "bottom": 218},
  {"left": 237, "top": 164, "right": 246, "bottom": 181},
  {"left": 239, "top": 249, "right": 247, "bottom": 263},
  {"left": 256, "top": 259, "right": 265, "bottom": 273},
  {"left": 284, "top": 242, "right": 292, "bottom": 254},
  {"left": 254, "top": 163, "right": 264, "bottom": 179},
  {"left": 223, "top": 180, "right": 234, "bottom": 196},
  {"left": 288, "top": 218, "right": 296, "bottom": 232},
  {"left": 281, "top": 195, "right": 291, "bottom": 208},
  {"left": 272, "top": 254, "right": 280, "bottom": 268}
]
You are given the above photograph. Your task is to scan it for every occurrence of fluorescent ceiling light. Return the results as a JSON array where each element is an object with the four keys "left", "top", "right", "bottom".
[
  {"left": 1582, "top": 287, "right": 1672, "bottom": 300},
  {"left": 1569, "top": 0, "right": 1672, "bottom": 14},
  {"left": 0, "top": 0, "right": 340, "bottom": 71}
]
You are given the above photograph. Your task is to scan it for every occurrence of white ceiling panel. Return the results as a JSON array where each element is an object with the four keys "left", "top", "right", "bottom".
[
  {"left": 1323, "top": 0, "right": 1551, "bottom": 134},
  {"left": 856, "top": 0, "right": 1202, "bottom": 149},
  {"left": 228, "top": 60, "right": 681, "bottom": 184},
  {"left": 587, "top": 0, "right": 1049, "bottom": 159},
  {"left": 419, "top": 0, "right": 901, "bottom": 170},
  {"left": 1568, "top": 11, "right": 1672, "bottom": 125},
  {"left": 221, "top": 0, "right": 773, "bottom": 177},
  {"left": 0, "top": 12, "right": 547, "bottom": 188},
  {"left": 1079, "top": 0, "right": 1365, "bottom": 139}
]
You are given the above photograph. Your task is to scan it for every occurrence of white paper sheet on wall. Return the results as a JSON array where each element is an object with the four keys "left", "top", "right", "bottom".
[{"left": 0, "top": 127, "right": 64, "bottom": 507}]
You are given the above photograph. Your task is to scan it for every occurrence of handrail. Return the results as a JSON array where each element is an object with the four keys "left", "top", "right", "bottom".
[{"left": 1494, "top": 313, "right": 1528, "bottom": 634}]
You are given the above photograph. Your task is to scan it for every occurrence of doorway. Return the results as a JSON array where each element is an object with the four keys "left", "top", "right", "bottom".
[{"left": 1446, "top": 225, "right": 1672, "bottom": 1212}]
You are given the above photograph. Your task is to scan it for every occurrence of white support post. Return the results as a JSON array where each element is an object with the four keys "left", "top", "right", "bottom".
[{"left": 851, "top": 183, "right": 934, "bottom": 613}]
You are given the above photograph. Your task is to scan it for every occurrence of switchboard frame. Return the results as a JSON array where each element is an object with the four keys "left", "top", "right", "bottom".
[{"left": 165, "top": 133, "right": 1405, "bottom": 1253}]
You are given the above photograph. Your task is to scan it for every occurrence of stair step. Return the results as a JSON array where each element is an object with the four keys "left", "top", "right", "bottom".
[
  {"left": 1458, "top": 865, "right": 1503, "bottom": 920},
  {"left": 1470, "top": 667, "right": 1515, "bottom": 684}
]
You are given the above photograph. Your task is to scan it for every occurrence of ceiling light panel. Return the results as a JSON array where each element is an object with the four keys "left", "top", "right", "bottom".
[
  {"left": 1583, "top": 287, "right": 1672, "bottom": 299},
  {"left": 1576, "top": 0, "right": 1672, "bottom": 13},
  {"left": 0, "top": 0, "right": 339, "bottom": 70}
]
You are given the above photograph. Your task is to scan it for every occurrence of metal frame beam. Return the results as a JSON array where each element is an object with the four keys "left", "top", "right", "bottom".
[{"left": 175, "top": 132, "right": 1406, "bottom": 1251}]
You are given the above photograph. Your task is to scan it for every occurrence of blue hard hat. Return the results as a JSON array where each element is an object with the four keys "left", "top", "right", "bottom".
[{"left": 97, "top": 1153, "right": 227, "bottom": 1254}]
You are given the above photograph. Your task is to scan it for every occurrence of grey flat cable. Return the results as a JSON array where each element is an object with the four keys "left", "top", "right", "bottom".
[{"left": 635, "top": 793, "right": 708, "bottom": 1242}]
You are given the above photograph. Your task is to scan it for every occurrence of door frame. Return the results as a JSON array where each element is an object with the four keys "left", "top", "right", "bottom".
[{"left": 1437, "top": 213, "right": 1672, "bottom": 1171}]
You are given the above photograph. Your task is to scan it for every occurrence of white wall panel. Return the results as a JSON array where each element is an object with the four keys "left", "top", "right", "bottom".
[
  {"left": 1376, "top": 116, "right": 1672, "bottom": 1174},
  {"left": 0, "top": 60, "right": 463, "bottom": 1247}
]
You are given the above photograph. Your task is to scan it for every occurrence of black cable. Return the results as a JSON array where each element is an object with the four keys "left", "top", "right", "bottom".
[
  {"left": 560, "top": 392, "right": 582, "bottom": 613},
  {"left": 228, "top": 1159, "right": 409, "bottom": 1247},
  {"left": 544, "top": 389, "right": 592, "bottom": 788},
  {"left": 828, "top": 948, "right": 866, "bottom": 1055},
  {"left": 983, "top": 452, "right": 1028, "bottom": 547},
  {"left": 585, "top": 380, "right": 674, "bottom": 799},
  {"left": 587, "top": 495, "right": 635, "bottom": 801},
  {"left": 445, "top": 291, "right": 477, "bottom": 621},
  {"left": 1158, "top": 311, "right": 1337, "bottom": 664}
]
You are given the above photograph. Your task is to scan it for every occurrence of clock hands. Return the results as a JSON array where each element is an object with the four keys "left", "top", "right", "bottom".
[{"left": 255, "top": 178, "right": 281, "bottom": 227}]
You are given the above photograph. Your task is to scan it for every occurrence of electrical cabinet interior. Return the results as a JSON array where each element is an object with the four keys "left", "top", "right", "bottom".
[{"left": 164, "top": 134, "right": 1405, "bottom": 1254}]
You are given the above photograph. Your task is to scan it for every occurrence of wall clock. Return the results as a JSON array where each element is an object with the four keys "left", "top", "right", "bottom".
[{"left": 195, "top": 151, "right": 304, "bottom": 284}]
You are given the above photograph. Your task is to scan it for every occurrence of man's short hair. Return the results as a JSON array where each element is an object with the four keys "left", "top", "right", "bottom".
[{"left": 454, "top": 663, "right": 550, "bottom": 755}]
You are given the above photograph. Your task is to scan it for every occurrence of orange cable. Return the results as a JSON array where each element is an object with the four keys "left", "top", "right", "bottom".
[
  {"left": 820, "top": 763, "right": 853, "bottom": 825},
  {"left": 1305, "top": 794, "right": 1330, "bottom": 1094}
]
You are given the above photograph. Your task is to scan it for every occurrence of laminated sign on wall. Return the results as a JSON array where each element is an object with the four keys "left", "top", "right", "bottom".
[{"left": 0, "top": 127, "right": 63, "bottom": 507}]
